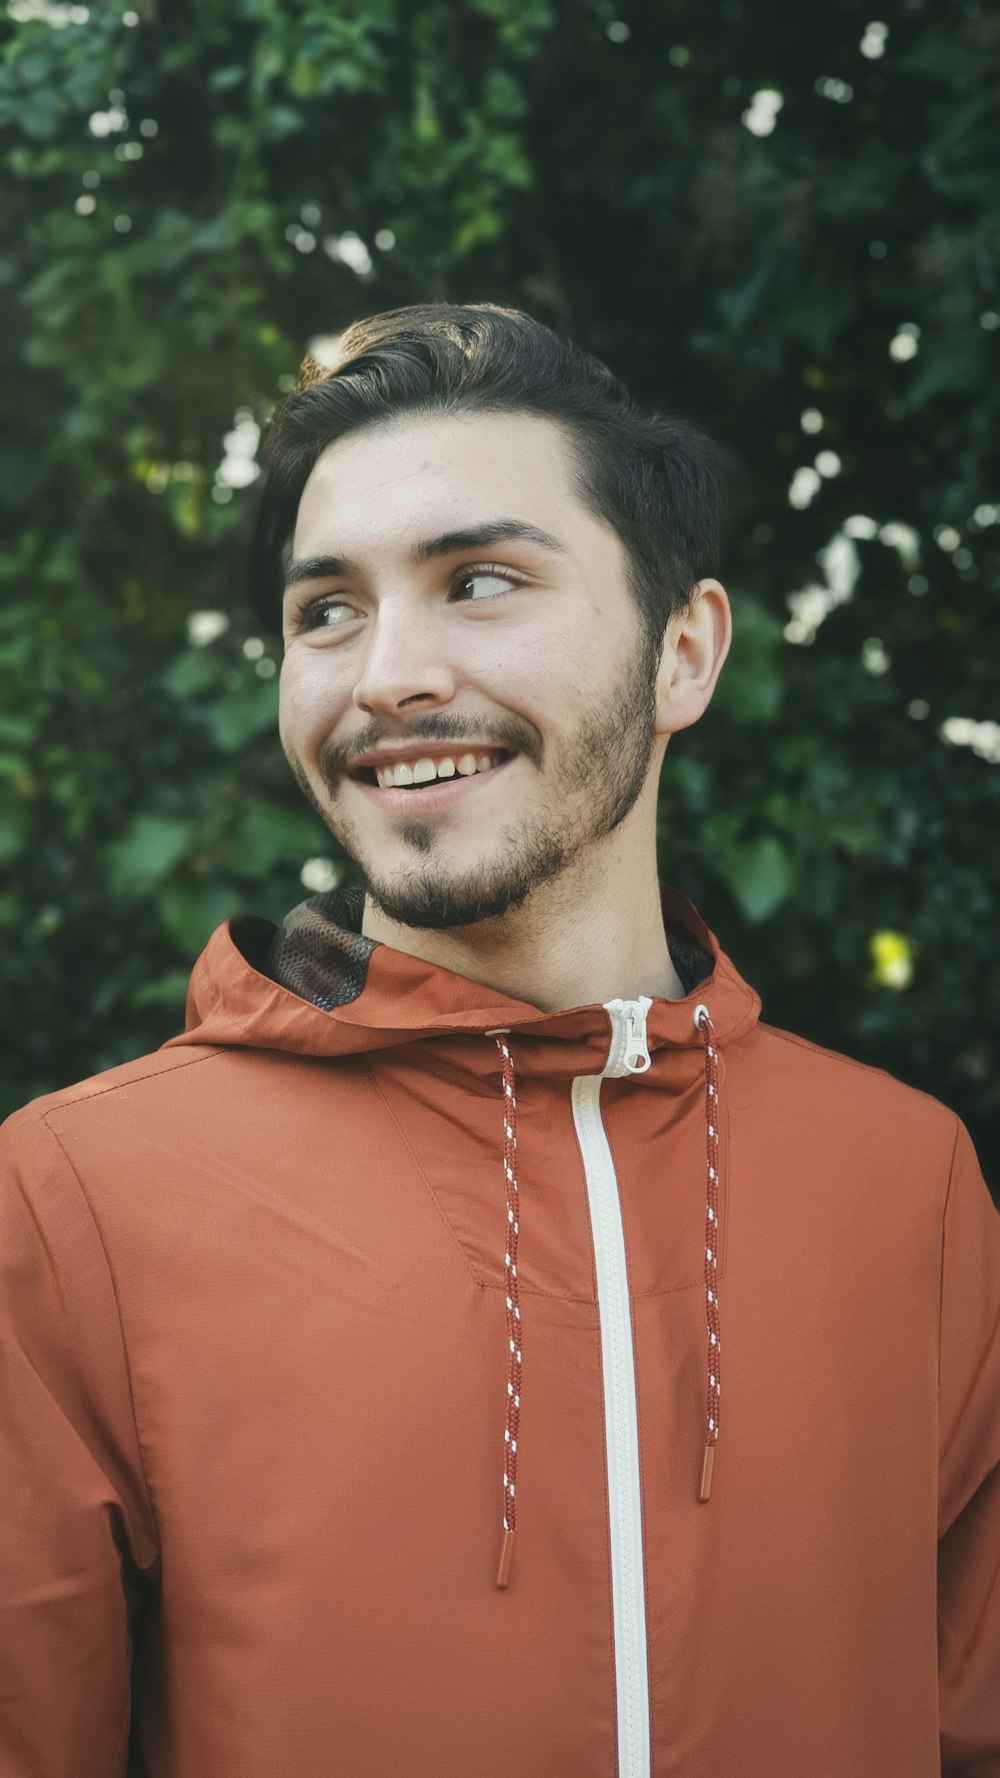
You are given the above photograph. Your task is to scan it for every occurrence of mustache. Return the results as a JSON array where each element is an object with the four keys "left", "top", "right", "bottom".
[{"left": 320, "top": 711, "right": 542, "bottom": 783}]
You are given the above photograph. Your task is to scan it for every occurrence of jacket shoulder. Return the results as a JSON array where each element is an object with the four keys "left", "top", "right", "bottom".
[
  {"left": 752, "top": 1019, "right": 962, "bottom": 1146},
  {"left": 2, "top": 1043, "right": 222, "bottom": 1140}
]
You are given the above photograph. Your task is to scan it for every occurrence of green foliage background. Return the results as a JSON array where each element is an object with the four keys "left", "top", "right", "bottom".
[{"left": 2, "top": 0, "right": 998, "bottom": 1189}]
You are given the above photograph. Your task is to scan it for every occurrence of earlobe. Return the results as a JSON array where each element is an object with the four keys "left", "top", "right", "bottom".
[{"left": 655, "top": 580, "right": 732, "bottom": 737}]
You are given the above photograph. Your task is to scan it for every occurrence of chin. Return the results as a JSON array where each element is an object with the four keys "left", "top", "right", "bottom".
[
  {"left": 364, "top": 839, "right": 569, "bottom": 934},
  {"left": 367, "top": 882, "right": 530, "bottom": 933}
]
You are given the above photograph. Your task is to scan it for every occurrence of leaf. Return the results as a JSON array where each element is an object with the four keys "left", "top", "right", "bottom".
[
  {"left": 724, "top": 836, "right": 794, "bottom": 923},
  {"left": 209, "top": 65, "right": 246, "bottom": 91},
  {"left": 715, "top": 263, "right": 772, "bottom": 332},
  {"left": 232, "top": 800, "right": 327, "bottom": 875},
  {"left": 905, "top": 338, "right": 986, "bottom": 409},
  {"left": 156, "top": 880, "right": 243, "bottom": 952},
  {"left": 0, "top": 714, "right": 35, "bottom": 745},
  {"left": 105, "top": 813, "right": 197, "bottom": 898},
  {"left": 0, "top": 807, "right": 29, "bottom": 867},
  {"left": 19, "top": 94, "right": 64, "bottom": 141},
  {"left": 130, "top": 969, "right": 192, "bottom": 1011},
  {"left": 288, "top": 55, "right": 319, "bottom": 97},
  {"left": 207, "top": 680, "right": 280, "bottom": 752},
  {"left": 781, "top": 279, "right": 854, "bottom": 353},
  {"left": 714, "top": 598, "right": 785, "bottom": 724},
  {"left": 161, "top": 649, "right": 224, "bottom": 700}
]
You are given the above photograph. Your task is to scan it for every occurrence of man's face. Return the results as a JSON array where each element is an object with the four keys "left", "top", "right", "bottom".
[{"left": 279, "top": 409, "right": 665, "bottom": 930}]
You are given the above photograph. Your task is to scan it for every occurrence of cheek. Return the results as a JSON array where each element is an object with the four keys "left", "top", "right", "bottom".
[
  {"left": 278, "top": 654, "right": 348, "bottom": 758},
  {"left": 479, "top": 619, "right": 591, "bottom": 702},
  {"left": 528, "top": 631, "right": 609, "bottom": 713}
]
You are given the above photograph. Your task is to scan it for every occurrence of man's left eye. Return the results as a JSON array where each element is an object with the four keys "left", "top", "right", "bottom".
[{"left": 453, "top": 567, "right": 524, "bottom": 601}]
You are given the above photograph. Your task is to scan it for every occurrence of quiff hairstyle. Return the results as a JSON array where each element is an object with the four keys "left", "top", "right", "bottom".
[{"left": 245, "top": 302, "right": 726, "bottom": 640}]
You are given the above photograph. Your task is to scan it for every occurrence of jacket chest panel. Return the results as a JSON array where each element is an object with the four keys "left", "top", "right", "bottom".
[
  {"left": 129, "top": 1282, "right": 620, "bottom": 1778},
  {"left": 371, "top": 1052, "right": 724, "bottom": 1301}
]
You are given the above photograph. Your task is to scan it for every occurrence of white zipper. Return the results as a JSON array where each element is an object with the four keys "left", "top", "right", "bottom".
[
  {"left": 571, "top": 995, "right": 653, "bottom": 1778},
  {"left": 604, "top": 996, "right": 653, "bottom": 1075}
]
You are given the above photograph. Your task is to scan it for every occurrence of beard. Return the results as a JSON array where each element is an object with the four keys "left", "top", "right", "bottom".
[{"left": 287, "top": 624, "right": 662, "bottom": 933}]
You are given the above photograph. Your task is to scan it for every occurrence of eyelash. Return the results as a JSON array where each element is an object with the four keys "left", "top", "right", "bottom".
[
  {"left": 294, "top": 562, "right": 528, "bottom": 631},
  {"left": 453, "top": 563, "right": 528, "bottom": 601}
]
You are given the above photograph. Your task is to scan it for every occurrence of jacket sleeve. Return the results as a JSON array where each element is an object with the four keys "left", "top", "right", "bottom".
[
  {"left": 0, "top": 1106, "right": 160, "bottom": 1778},
  {"left": 938, "top": 1117, "right": 1000, "bottom": 1778}
]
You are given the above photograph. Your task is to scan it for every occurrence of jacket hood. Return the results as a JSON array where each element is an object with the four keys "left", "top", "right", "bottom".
[{"left": 169, "top": 884, "right": 761, "bottom": 1068}]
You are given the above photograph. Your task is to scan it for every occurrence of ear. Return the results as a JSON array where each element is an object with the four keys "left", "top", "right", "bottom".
[{"left": 654, "top": 580, "right": 732, "bottom": 738}]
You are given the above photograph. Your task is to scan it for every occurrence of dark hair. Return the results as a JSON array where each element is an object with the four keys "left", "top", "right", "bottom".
[{"left": 244, "top": 302, "right": 727, "bottom": 641}]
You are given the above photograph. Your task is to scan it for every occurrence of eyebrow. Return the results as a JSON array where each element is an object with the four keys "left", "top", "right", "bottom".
[{"left": 282, "top": 518, "right": 570, "bottom": 590}]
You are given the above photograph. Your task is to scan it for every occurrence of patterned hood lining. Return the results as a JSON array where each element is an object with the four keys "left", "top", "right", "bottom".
[
  {"left": 264, "top": 886, "right": 712, "bottom": 1012},
  {"left": 265, "top": 889, "right": 375, "bottom": 1011}
]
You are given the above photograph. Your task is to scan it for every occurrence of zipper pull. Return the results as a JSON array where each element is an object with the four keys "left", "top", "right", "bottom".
[
  {"left": 623, "top": 1003, "right": 652, "bottom": 1073},
  {"left": 603, "top": 997, "right": 653, "bottom": 1075}
]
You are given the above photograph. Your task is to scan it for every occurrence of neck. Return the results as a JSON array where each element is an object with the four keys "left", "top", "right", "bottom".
[{"left": 360, "top": 831, "right": 685, "bottom": 1014}]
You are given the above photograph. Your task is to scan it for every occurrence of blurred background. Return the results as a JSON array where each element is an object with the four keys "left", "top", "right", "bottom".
[{"left": 1, "top": 0, "right": 997, "bottom": 1189}]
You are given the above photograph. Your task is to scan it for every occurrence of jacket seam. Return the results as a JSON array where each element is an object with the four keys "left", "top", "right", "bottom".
[
  {"left": 361, "top": 1057, "right": 489, "bottom": 1289},
  {"left": 629, "top": 1049, "right": 732, "bottom": 1295},
  {"left": 937, "top": 1114, "right": 963, "bottom": 1419},
  {"left": 758, "top": 1022, "right": 951, "bottom": 1109},
  {"left": 478, "top": 1278, "right": 599, "bottom": 1304},
  {"left": 363, "top": 1064, "right": 694, "bottom": 1307},
  {"left": 759, "top": 1023, "right": 890, "bottom": 1073},
  {"left": 579, "top": 1097, "right": 620, "bottom": 1777},
  {"left": 364, "top": 1055, "right": 728, "bottom": 1303},
  {"left": 110, "top": 1689, "right": 132, "bottom": 1773},
  {"left": 39, "top": 1111, "right": 162, "bottom": 1559},
  {"left": 937, "top": 1114, "right": 970, "bottom": 1543},
  {"left": 38, "top": 1045, "right": 225, "bottom": 1119}
]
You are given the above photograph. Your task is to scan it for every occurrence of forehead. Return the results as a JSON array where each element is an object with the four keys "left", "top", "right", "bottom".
[{"left": 290, "top": 409, "right": 614, "bottom": 563}]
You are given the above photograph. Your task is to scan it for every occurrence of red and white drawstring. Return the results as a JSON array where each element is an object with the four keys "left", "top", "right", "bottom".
[
  {"left": 693, "top": 1003, "right": 722, "bottom": 1502},
  {"left": 487, "top": 1029, "right": 522, "bottom": 1588},
  {"left": 486, "top": 1005, "right": 722, "bottom": 1588}
]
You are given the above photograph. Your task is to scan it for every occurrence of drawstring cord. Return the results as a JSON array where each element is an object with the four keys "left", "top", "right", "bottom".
[
  {"left": 486, "top": 1029, "right": 521, "bottom": 1588},
  {"left": 693, "top": 1004, "right": 722, "bottom": 1502},
  {"left": 486, "top": 1004, "right": 721, "bottom": 1588}
]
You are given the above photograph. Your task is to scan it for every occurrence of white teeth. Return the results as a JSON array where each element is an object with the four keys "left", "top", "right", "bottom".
[{"left": 372, "top": 751, "right": 501, "bottom": 788}]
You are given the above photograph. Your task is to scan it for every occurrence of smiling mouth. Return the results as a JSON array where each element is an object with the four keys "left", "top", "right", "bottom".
[{"left": 352, "top": 748, "right": 512, "bottom": 790}]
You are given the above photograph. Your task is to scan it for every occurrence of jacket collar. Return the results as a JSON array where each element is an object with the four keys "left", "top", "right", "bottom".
[{"left": 167, "top": 884, "right": 761, "bottom": 1071}]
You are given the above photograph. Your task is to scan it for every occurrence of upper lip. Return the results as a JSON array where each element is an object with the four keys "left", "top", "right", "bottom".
[{"left": 347, "top": 742, "right": 513, "bottom": 776}]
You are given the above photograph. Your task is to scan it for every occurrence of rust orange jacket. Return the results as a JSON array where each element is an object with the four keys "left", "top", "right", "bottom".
[{"left": 2, "top": 887, "right": 999, "bottom": 1778}]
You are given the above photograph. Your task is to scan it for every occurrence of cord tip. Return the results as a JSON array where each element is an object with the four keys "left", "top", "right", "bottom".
[{"left": 495, "top": 1528, "right": 515, "bottom": 1588}]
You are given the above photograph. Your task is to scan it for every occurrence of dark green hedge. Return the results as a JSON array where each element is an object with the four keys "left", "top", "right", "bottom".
[{"left": 2, "top": 0, "right": 998, "bottom": 1188}]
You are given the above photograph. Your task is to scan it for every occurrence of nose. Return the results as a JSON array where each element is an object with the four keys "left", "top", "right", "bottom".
[{"left": 351, "top": 594, "right": 457, "bottom": 717}]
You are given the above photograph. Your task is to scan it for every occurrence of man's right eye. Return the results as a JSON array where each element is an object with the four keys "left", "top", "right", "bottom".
[{"left": 296, "top": 596, "right": 355, "bottom": 631}]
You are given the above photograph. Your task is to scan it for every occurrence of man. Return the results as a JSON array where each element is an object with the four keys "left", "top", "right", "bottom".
[{"left": 1, "top": 302, "right": 998, "bottom": 1778}]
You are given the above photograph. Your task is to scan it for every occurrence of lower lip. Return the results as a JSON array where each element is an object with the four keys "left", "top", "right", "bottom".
[{"left": 351, "top": 755, "right": 515, "bottom": 814}]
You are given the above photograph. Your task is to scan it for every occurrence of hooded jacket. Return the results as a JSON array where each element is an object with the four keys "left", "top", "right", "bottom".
[{"left": 1, "top": 885, "right": 998, "bottom": 1778}]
